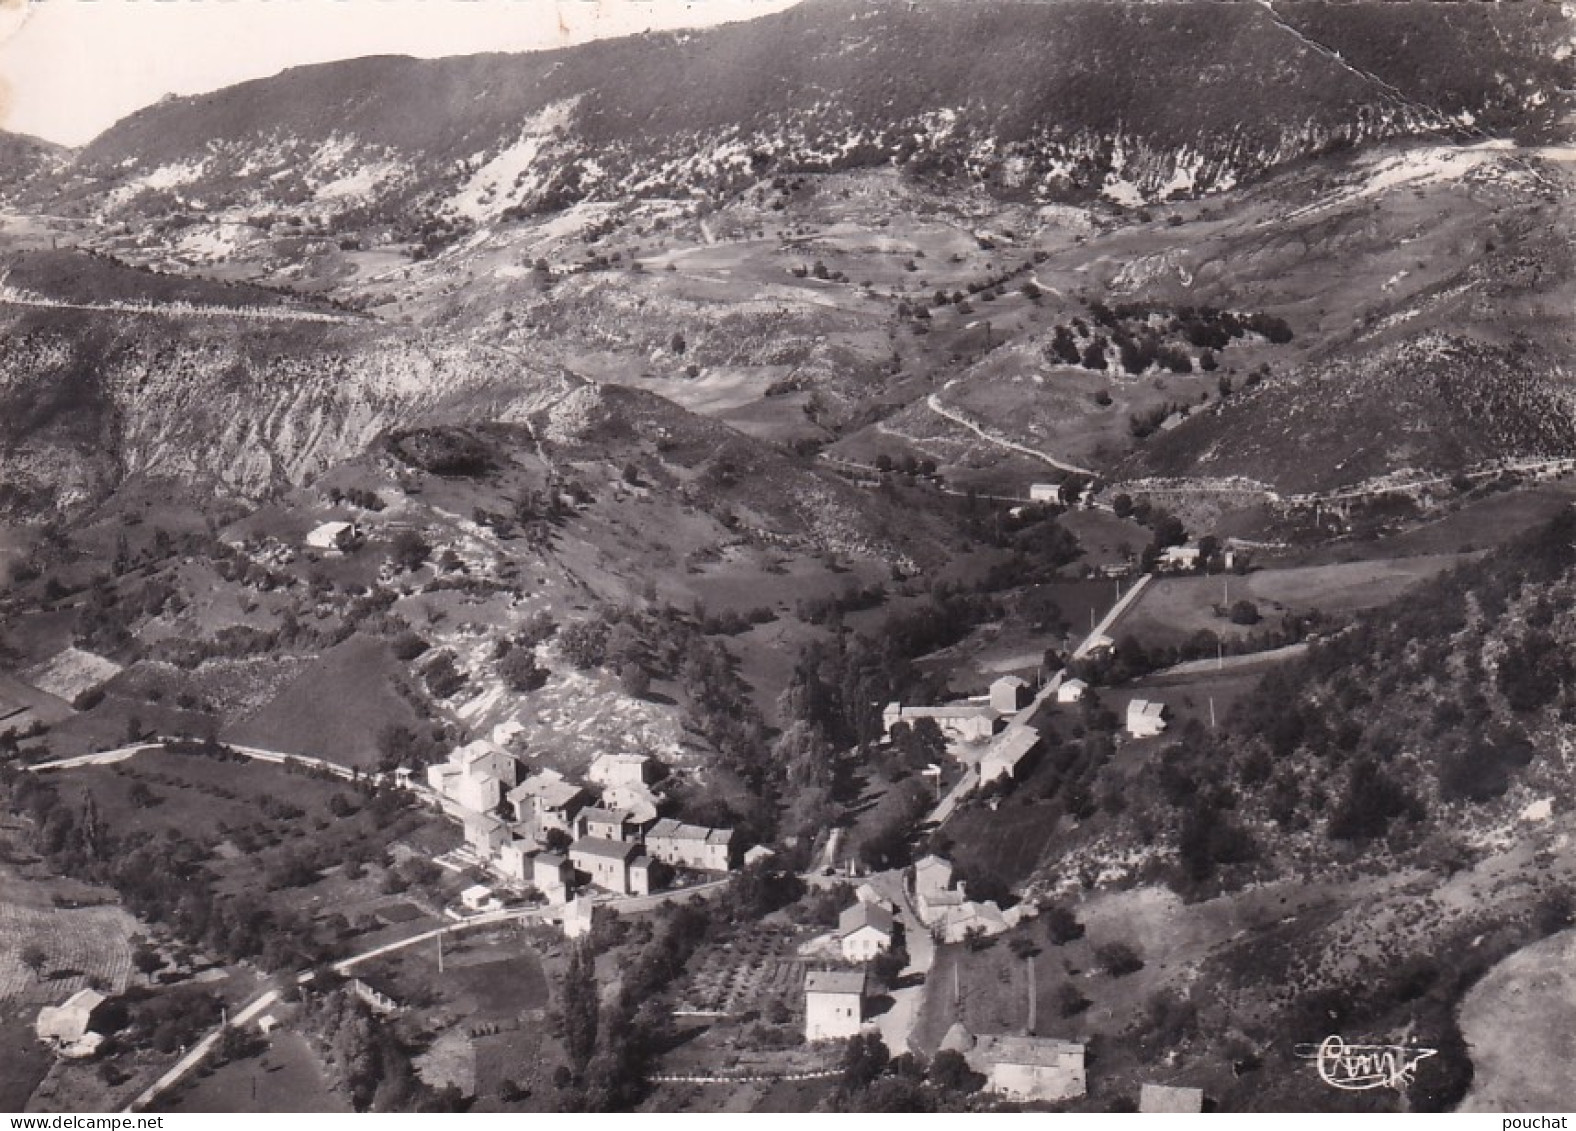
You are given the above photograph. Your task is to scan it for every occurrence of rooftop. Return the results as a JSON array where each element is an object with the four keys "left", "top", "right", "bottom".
[
  {"left": 1139, "top": 1084, "right": 1205, "bottom": 1113},
  {"left": 805, "top": 970, "right": 867, "bottom": 996},
  {"left": 972, "top": 1033, "right": 1085, "bottom": 1069},
  {"left": 839, "top": 900, "right": 896, "bottom": 937},
  {"left": 571, "top": 836, "right": 639, "bottom": 862}
]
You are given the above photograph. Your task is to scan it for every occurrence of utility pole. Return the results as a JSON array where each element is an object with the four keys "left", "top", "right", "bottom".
[
  {"left": 1209, "top": 697, "right": 1218, "bottom": 730},
  {"left": 437, "top": 930, "right": 444, "bottom": 975}
]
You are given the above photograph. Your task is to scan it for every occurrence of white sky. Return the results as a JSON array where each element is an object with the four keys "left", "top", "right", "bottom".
[{"left": 0, "top": 0, "right": 802, "bottom": 147}]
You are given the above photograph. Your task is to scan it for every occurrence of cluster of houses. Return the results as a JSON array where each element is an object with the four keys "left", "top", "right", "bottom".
[
  {"left": 424, "top": 741, "right": 734, "bottom": 905},
  {"left": 884, "top": 676, "right": 1047, "bottom": 785},
  {"left": 913, "top": 854, "right": 1031, "bottom": 944}
]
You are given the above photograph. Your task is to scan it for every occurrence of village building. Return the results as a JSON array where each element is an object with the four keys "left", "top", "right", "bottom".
[
  {"left": 1056, "top": 677, "right": 1088, "bottom": 704},
  {"left": 804, "top": 970, "right": 868, "bottom": 1042},
  {"left": 839, "top": 900, "right": 896, "bottom": 961},
  {"left": 980, "top": 724, "right": 1042, "bottom": 784},
  {"left": 1139, "top": 1084, "right": 1205, "bottom": 1113},
  {"left": 460, "top": 883, "right": 500, "bottom": 912},
  {"left": 494, "top": 838, "right": 531, "bottom": 884},
  {"left": 936, "top": 899, "right": 1011, "bottom": 944},
  {"left": 602, "top": 782, "right": 661, "bottom": 828},
  {"left": 1081, "top": 633, "right": 1116, "bottom": 656},
  {"left": 462, "top": 811, "right": 509, "bottom": 856},
  {"left": 1028, "top": 483, "right": 1060, "bottom": 502},
  {"left": 1158, "top": 544, "right": 1202, "bottom": 572},
  {"left": 882, "top": 702, "right": 1000, "bottom": 743},
  {"left": 561, "top": 894, "right": 597, "bottom": 940},
  {"left": 645, "top": 818, "right": 734, "bottom": 871},
  {"left": 35, "top": 989, "right": 111, "bottom": 1057},
  {"left": 744, "top": 845, "right": 777, "bottom": 867},
  {"left": 941, "top": 1024, "right": 1087, "bottom": 1103},
  {"left": 913, "top": 854, "right": 956, "bottom": 899},
  {"left": 1126, "top": 699, "right": 1167, "bottom": 738},
  {"left": 508, "top": 770, "right": 588, "bottom": 838},
  {"left": 570, "top": 836, "right": 642, "bottom": 895},
  {"left": 989, "top": 675, "right": 1032, "bottom": 714},
  {"left": 531, "top": 851, "right": 576, "bottom": 902},
  {"left": 305, "top": 520, "right": 359, "bottom": 552},
  {"left": 428, "top": 740, "right": 518, "bottom": 814},
  {"left": 588, "top": 752, "right": 657, "bottom": 789},
  {"left": 629, "top": 854, "right": 654, "bottom": 897},
  {"left": 577, "top": 806, "right": 630, "bottom": 842}
]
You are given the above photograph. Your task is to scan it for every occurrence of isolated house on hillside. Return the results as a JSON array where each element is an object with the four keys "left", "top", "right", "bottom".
[
  {"left": 980, "top": 724, "right": 1041, "bottom": 784},
  {"left": 1158, "top": 544, "right": 1202, "bottom": 572},
  {"left": 1139, "top": 1084, "right": 1205, "bottom": 1112},
  {"left": 882, "top": 702, "right": 999, "bottom": 743},
  {"left": 36, "top": 989, "right": 110, "bottom": 1056},
  {"left": 460, "top": 884, "right": 500, "bottom": 912},
  {"left": 1028, "top": 483, "right": 1060, "bottom": 502},
  {"left": 805, "top": 970, "right": 868, "bottom": 1042},
  {"left": 1056, "top": 678, "right": 1088, "bottom": 704},
  {"left": 1126, "top": 699, "right": 1167, "bottom": 738},
  {"left": 588, "top": 752, "right": 657, "bottom": 789},
  {"left": 990, "top": 675, "right": 1032, "bottom": 714},
  {"left": 839, "top": 900, "right": 896, "bottom": 961},
  {"left": 943, "top": 1025, "right": 1087, "bottom": 1103},
  {"left": 645, "top": 819, "right": 734, "bottom": 871},
  {"left": 305, "top": 520, "right": 359, "bottom": 552}
]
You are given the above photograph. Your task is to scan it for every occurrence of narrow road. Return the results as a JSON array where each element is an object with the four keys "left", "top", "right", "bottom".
[
  {"left": 925, "top": 394, "right": 1096, "bottom": 478},
  {"left": 872, "top": 872, "right": 936, "bottom": 1057},
  {"left": 1072, "top": 573, "right": 1152, "bottom": 658},
  {"left": 125, "top": 989, "right": 280, "bottom": 1112}
]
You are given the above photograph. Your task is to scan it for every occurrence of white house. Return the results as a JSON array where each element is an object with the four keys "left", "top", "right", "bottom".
[
  {"left": 839, "top": 901, "right": 896, "bottom": 961},
  {"left": 427, "top": 740, "right": 518, "bottom": 814},
  {"left": 1028, "top": 483, "right": 1061, "bottom": 502},
  {"left": 36, "top": 989, "right": 109, "bottom": 1056},
  {"left": 462, "top": 811, "right": 509, "bottom": 856},
  {"left": 588, "top": 752, "right": 656, "bottom": 789},
  {"left": 1158, "top": 544, "right": 1202, "bottom": 572},
  {"left": 1126, "top": 699, "right": 1167, "bottom": 738},
  {"left": 942, "top": 1025, "right": 1087, "bottom": 1104},
  {"left": 1056, "top": 678, "right": 1088, "bottom": 704},
  {"left": 989, "top": 675, "right": 1031, "bottom": 714},
  {"left": 805, "top": 970, "right": 867, "bottom": 1042},
  {"left": 980, "top": 724, "right": 1041, "bottom": 784},
  {"left": 460, "top": 884, "right": 500, "bottom": 912},
  {"left": 305, "top": 520, "right": 359, "bottom": 552}
]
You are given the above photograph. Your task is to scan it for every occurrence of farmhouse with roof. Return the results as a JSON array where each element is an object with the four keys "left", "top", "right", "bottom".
[
  {"left": 36, "top": 989, "right": 111, "bottom": 1058},
  {"left": 804, "top": 969, "right": 868, "bottom": 1042},
  {"left": 570, "top": 836, "right": 649, "bottom": 896},
  {"left": 980, "top": 724, "right": 1041, "bottom": 784},
  {"left": 305, "top": 520, "right": 359, "bottom": 553},
  {"left": 531, "top": 850, "right": 575, "bottom": 902},
  {"left": 1056, "top": 677, "right": 1088, "bottom": 704},
  {"left": 645, "top": 819, "right": 734, "bottom": 871},
  {"left": 838, "top": 900, "right": 896, "bottom": 961},
  {"left": 941, "top": 1024, "right": 1087, "bottom": 1103},
  {"left": 1126, "top": 699, "right": 1167, "bottom": 738}
]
